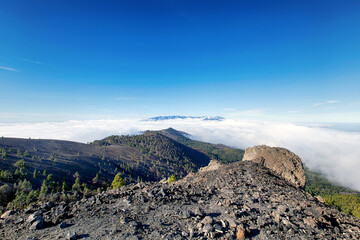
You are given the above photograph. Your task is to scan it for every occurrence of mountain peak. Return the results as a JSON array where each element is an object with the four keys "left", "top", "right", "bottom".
[{"left": 145, "top": 116, "right": 225, "bottom": 121}]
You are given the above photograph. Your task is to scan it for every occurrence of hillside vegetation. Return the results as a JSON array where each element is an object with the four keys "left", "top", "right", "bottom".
[
  {"left": 159, "top": 128, "right": 244, "bottom": 164},
  {"left": 0, "top": 129, "right": 215, "bottom": 213},
  {"left": 92, "top": 131, "right": 210, "bottom": 173},
  {"left": 305, "top": 167, "right": 360, "bottom": 218}
]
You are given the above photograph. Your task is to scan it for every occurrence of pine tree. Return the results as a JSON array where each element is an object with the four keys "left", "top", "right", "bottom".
[
  {"left": 92, "top": 173, "right": 99, "bottom": 184},
  {"left": 39, "top": 180, "right": 48, "bottom": 200},
  {"left": 62, "top": 181, "right": 70, "bottom": 192},
  {"left": 111, "top": 173, "right": 125, "bottom": 189},
  {"left": 72, "top": 178, "right": 81, "bottom": 191},
  {"left": 73, "top": 171, "right": 80, "bottom": 179}
]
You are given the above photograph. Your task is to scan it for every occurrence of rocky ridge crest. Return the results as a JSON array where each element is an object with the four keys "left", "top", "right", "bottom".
[{"left": 1, "top": 159, "right": 360, "bottom": 239}]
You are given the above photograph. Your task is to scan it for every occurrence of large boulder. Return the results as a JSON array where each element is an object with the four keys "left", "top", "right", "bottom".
[{"left": 243, "top": 145, "right": 306, "bottom": 188}]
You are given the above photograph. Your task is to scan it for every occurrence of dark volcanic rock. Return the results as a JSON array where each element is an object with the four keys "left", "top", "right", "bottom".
[
  {"left": 243, "top": 145, "right": 306, "bottom": 188},
  {"left": 1, "top": 161, "right": 359, "bottom": 240}
]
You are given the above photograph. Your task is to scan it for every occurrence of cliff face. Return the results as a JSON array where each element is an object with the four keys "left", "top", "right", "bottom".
[
  {"left": 1, "top": 160, "right": 360, "bottom": 240},
  {"left": 243, "top": 145, "right": 306, "bottom": 188}
]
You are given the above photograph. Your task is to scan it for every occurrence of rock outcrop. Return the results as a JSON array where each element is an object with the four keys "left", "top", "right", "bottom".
[
  {"left": 243, "top": 145, "right": 306, "bottom": 188},
  {"left": 198, "top": 159, "right": 223, "bottom": 173},
  {"left": 1, "top": 161, "right": 360, "bottom": 240}
]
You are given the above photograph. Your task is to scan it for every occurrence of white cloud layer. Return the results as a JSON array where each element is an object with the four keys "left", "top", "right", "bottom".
[{"left": 1, "top": 118, "right": 360, "bottom": 191}]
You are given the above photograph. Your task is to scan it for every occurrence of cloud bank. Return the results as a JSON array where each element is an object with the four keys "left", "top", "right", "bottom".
[{"left": 1, "top": 118, "right": 360, "bottom": 191}]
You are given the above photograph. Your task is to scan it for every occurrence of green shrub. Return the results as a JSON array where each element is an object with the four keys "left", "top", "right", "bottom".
[{"left": 168, "top": 174, "right": 177, "bottom": 183}]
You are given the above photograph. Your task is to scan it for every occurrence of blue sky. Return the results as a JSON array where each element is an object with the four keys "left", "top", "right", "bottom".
[{"left": 1, "top": 0, "right": 360, "bottom": 123}]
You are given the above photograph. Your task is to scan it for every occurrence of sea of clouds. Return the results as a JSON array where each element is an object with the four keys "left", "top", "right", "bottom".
[{"left": 1, "top": 118, "right": 360, "bottom": 191}]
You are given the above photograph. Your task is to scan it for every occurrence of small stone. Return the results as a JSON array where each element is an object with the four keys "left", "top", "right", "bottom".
[
  {"left": 27, "top": 213, "right": 42, "bottom": 224},
  {"left": 214, "top": 224, "right": 223, "bottom": 233},
  {"left": 315, "top": 195, "right": 326, "bottom": 204},
  {"left": 125, "top": 236, "right": 139, "bottom": 240},
  {"left": 209, "top": 232, "right": 216, "bottom": 238},
  {"left": 1, "top": 210, "right": 16, "bottom": 219},
  {"left": 192, "top": 206, "right": 204, "bottom": 217},
  {"left": 201, "top": 216, "right": 213, "bottom": 225},
  {"left": 29, "top": 218, "right": 44, "bottom": 230},
  {"left": 66, "top": 231, "right": 78, "bottom": 240},
  {"left": 303, "top": 217, "right": 317, "bottom": 228},
  {"left": 40, "top": 202, "right": 50, "bottom": 209},
  {"left": 224, "top": 199, "right": 232, "bottom": 207},
  {"left": 253, "top": 192, "right": 260, "bottom": 199},
  {"left": 59, "top": 221, "right": 68, "bottom": 229},
  {"left": 24, "top": 206, "right": 35, "bottom": 214},
  {"left": 282, "top": 218, "right": 291, "bottom": 226},
  {"left": 277, "top": 205, "right": 289, "bottom": 214},
  {"left": 202, "top": 223, "right": 214, "bottom": 233},
  {"left": 15, "top": 217, "right": 24, "bottom": 224},
  {"left": 226, "top": 218, "right": 238, "bottom": 228},
  {"left": 257, "top": 216, "right": 264, "bottom": 226},
  {"left": 180, "top": 210, "right": 190, "bottom": 219},
  {"left": 221, "top": 219, "right": 229, "bottom": 228},
  {"left": 236, "top": 225, "right": 245, "bottom": 240},
  {"left": 158, "top": 188, "right": 166, "bottom": 197},
  {"left": 188, "top": 227, "right": 194, "bottom": 238},
  {"left": 149, "top": 230, "right": 161, "bottom": 239},
  {"left": 129, "top": 220, "right": 138, "bottom": 228},
  {"left": 120, "top": 216, "right": 128, "bottom": 224}
]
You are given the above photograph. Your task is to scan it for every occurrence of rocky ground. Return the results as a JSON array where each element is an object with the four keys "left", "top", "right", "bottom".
[{"left": 1, "top": 160, "right": 360, "bottom": 240}]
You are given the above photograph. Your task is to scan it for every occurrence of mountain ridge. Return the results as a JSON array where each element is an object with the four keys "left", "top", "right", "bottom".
[{"left": 1, "top": 160, "right": 360, "bottom": 239}]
